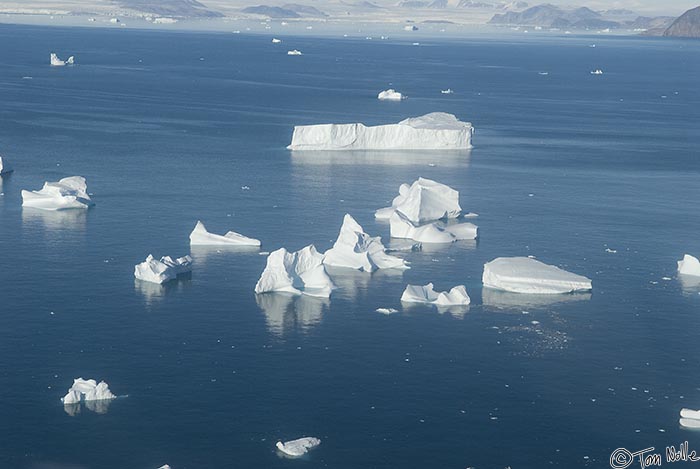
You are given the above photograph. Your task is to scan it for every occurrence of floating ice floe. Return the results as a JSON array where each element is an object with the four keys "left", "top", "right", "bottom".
[
  {"left": 483, "top": 257, "right": 592, "bottom": 294},
  {"left": 401, "top": 283, "right": 470, "bottom": 306},
  {"left": 376, "top": 177, "right": 462, "bottom": 224},
  {"left": 134, "top": 254, "right": 193, "bottom": 284},
  {"left": 153, "top": 17, "right": 177, "bottom": 24},
  {"left": 189, "top": 220, "right": 261, "bottom": 246},
  {"left": 272, "top": 38, "right": 282, "bottom": 43},
  {"left": 441, "top": 89, "right": 454, "bottom": 94},
  {"left": 287, "top": 49, "right": 303, "bottom": 55},
  {"left": 61, "top": 378, "right": 116, "bottom": 405},
  {"left": 323, "top": 214, "right": 408, "bottom": 271},
  {"left": 591, "top": 69, "right": 603, "bottom": 75},
  {"left": 50, "top": 53, "right": 74, "bottom": 66},
  {"left": 376, "top": 307, "right": 399, "bottom": 314},
  {"left": 377, "top": 89, "right": 406, "bottom": 101},
  {"left": 276, "top": 437, "right": 321, "bottom": 457},
  {"left": 156, "top": 465, "right": 171, "bottom": 469},
  {"left": 288, "top": 112, "right": 474, "bottom": 151},
  {"left": 680, "top": 408, "right": 700, "bottom": 429},
  {"left": 390, "top": 211, "right": 477, "bottom": 243},
  {"left": 21, "top": 176, "right": 94, "bottom": 210},
  {"left": 255, "top": 245, "right": 334, "bottom": 298},
  {"left": 0, "top": 156, "right": 12, "bottom": 175},
  {"left": 678, "top": 254, "right": 700, "bottom": 277}
]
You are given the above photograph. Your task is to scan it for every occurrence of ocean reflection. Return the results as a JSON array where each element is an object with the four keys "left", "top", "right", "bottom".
[
  {"left": 63, "top": 397, "right": 112, "bottom": 416},
  {"left": 290, "top": 149, "right": 471, "bottom": 167},
  {"left": 22, "top": 208, "right": 88, "bottom": 232},
  {"left": 482, "top": 288, "right": 591, "bottom": 311},
  {"left": 256, "top": 292, "right": 329, "bottom": 337},
  {"left": 326, "top": 266, "right": 405, "bottom": 302},
  {"left": 678, "top": 274, "right": 700, "bottom": 296},
  {"left": 134, "top": 278, "right": 186, "bottom": 305},
  {"left": 401, "top": 301, "right": 471, "bottom": 319},
  {"left": 189, "top": 244, "right": 260, "bottom": 266}
]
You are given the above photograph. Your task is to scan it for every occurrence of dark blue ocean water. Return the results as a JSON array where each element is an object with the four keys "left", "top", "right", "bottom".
[{"left": 0, "top": 24, "right": 699, "bottom": 469}]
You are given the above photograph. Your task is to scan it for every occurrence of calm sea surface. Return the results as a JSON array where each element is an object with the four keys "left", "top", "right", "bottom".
[{"left": 0, "top": 23, "right": 699, "bottom": 469}]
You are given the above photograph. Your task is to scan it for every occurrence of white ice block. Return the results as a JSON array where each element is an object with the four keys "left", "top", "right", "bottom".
[
  {"left": 134, "top": 254, "right": 192, "bottom": 284},
  {"left": 276, "top": 437, "right": 321, "bottom": 457},
  {"left": 678, "top": 254, "right": 700, "bottom": 277},
  {"left": 287, "top": 49, "right": 303, "bottom": 55},
  {"left": 288, "top": 113, "right": 473, "bottom": 151},
  {"left": 21, "top": 176, "right": 93, "bottom": 210},
  {"left": 61, "top": 378, "right": 116, "bottom": 404},
  {"left": 375, "top": 178, "right": 462, "bottom": 223},
  {"left": 681, "top": 408, "right": 700, "bottom": 420},
  {"left": 50, "top": 53, "right": 74, "bottom": 66},
  {"left": 377, "top": 89, "right": 405, "bottom": 101},
  {"left": 323, "top": 214, "right": 408, "bottom": 271},
  {"left": 401, "top": 283, "right": 470, "bottom": 306},
  {"left": 0, "top": 157, "right": 12, "bottom": 175},
  {"left": 189, "top": 220, "right": 261, "bottom": 246},
  {"left": 255, "top": 245, "right": 335, "bottom": 298},
  {"left": 482, "top": 257, "right": 592, "bottom": 294},
  {"left": 389, "top": 211, "right": 477, "bottom": 244}
]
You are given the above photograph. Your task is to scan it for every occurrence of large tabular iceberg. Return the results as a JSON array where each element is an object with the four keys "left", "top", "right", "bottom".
[
  {"left": 375, "top": 178, "right": 462, "bottom": 223},
  {"left": 389, "top": 211, "right": 477, "bottom": 243},
  {"left": 61, "top": 378, "right": 116, "bottom": 404},
  {"left": 276, "top": 437, "right": 321, "bottom": 457},
  {"left": 401, "top": 283, "right": 471, "bottom": 306},
  {"left": 678, "top": 254, "right": 700, "bottom": 277},
  {"left": 0, "top": 156, "right": 12, "bottom": 175},
  {"left": 134, "top": 254, "right": 193, "bottom": 284},
  {"left": 377, "top": 89, "right": 405, "bottom": 101},
  {"left": 255, "top": 245, "right": 335, "bottom": 298},
  {"left": 288, "top": 112, "right": 473, "bottom": 151},
  {"left": 323, "top": 214, "right": 408, "bottom": 271},
  {"left": 483, "top": 257, "right": 592, "bottom": 294},
  {"left": 50, "top": 53, "right": 74, "bottom": 66},
  {"left": 189, "top": 220, "right": 261, "bottom": 246},
  {"left": 21, "top": 176, "right": 94, "bottom": 210}
]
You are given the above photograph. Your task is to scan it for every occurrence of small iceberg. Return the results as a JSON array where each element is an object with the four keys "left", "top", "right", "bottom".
[
  {"left": 272, "top": 38, "right": 282, "bottom": 43},
  {"left": 50, "top": 53, "right": 74, "bottom": 66},
  {"left": 680, "top": 408, "right": 700, "bottom": 429},
  {"left": 153, "top": 17, "right": 178, "bottom": 24},
  {"left": 591, "top": 69, "right": 603, "bottom": 75},
  {"left": 375, "top": 177, "right": 462, "bottom": 224},
  {"left": 389, "top": 211, "right": 477, "bottom": 243},
  {"left": 0, "top": 156, "right": 12, "bottom": 175},
  {"left": 255, "top": 245, "right": 334, "bottom": 298},
  {"left": 288, "top": 113, "right": 474, "bottom": 151},
  {"left": 189, "top": 220, "right": 261, "bottom": 246},
  {"left": 377, "top": 89, "right": 406, "bottom": 101},
  {"left": 61, "top": 378, "right": 116, "bottom": 405},
  {"left": 441, "top": 89, "right": 454, "bottom": 94},
  {"left": 287, "top": 49, "right": 303, "bottom": 56},
  {"left": 323, "top": 214, "right": 408, "bottom": 271},
  {"left": 276, "top": 437, "right": 321, "bottom": 457},
  {"left": 134, "top": 254, "right": 193, "bottom": 284},
  {"left": 21, "top": 176, "right": 94, "bottom": 210},
  {"left": 483, "top": 257, "right": 592, "bottom": 294},
  {"left": 404, "top": 25, "right": 418, "bottom": 31},
  {"left": 401, "top": 283, "right": 470, "bottom": 306},
  {"left": 678, "top": 254, "right": 700, "bottom": 277}
]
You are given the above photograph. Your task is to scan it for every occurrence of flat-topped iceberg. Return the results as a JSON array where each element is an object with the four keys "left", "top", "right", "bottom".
[
  {"left": 22, "top": 176, "right": 94, "bottom": 210},
  {"left": 61, "top": 378, "right": 116, "bottom": 404},
  {"left": 255, "top": 245, "right": 334, "bottom": 298},
  {"left": 377, "top": 89, "right": 405, "bottom": 101},
  {"left": 288, "top": 112, "right": 473, "bottom": 151},
  {"left": 483, "top": 257, "right": 592, "bottom": 294},
  {"left": 276, "top": 437, "right": 321, "bottom": 457},
  {"left": 678, "top": 254, "right": 700, "bottom": 277},
  {"left": 390, "top": 211, "right": 477, "bottom": 243},
  {"left": 50, "top": 53, "right": 74, "bottom": 66},
  {"left": 680, "top": 408, "right": 700, "bottom": 429},
  {"left": 0, "top": 156, "right": 12, "bottom": 175},
  {"left": 323, "top": 214, "right": 408, "bottom": 271},
  {"left": 375, "top": 178, "right": 462, "bottom": 223},
  {"left": 134, "top": 254, "right": 193, "bottom": 284},
  {"left": 189, "top": 220, "right": 261, "bottom": 246},
  {"left": 401, "top": 283, "right": 470, "bottom": 306}
]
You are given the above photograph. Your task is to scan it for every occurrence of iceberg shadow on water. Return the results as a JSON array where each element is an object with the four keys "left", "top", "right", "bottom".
[
  {"left": 482, "top": 288, "right": 592, "bottom": 311},
  {"left": 401, "top": 300, "right": 470, "bottom": 319},
  {"left": 255, "top": 292, "right": 329, "bottom": 337},
  {"left": 189, "top": 244, "right": 261, "bottom": 266},
  {"left": 290, "top": 149, "right": 471, "bottom": 168},
  {"left": 134, "top": 278, "right": 189, "bottom": 305},
  {"left": 22, "top": 207, "right": 88, "bottom": 231},
  {"left": 324, "top": 265, "right": 404, "bottom": 302}
]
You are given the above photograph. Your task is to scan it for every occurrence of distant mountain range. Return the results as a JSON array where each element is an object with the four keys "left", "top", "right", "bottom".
[
  {"left": 117, "top": 0, "right": 223, "bottom": 17},
  {"left": 241, "top": 4, "right": 328, "bottom": 18}
]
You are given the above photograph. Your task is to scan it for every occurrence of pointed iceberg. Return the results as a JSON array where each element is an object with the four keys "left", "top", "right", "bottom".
[
  {"left": 0, "top": 156, "right": 12, "bottom": 175},
  {"left": 678, "top": 254, "right": 700, "bottom": 277},
  {"left": 288, "top": 112, "right": 473, "bottom": 151},
  {"left": 189, "top": 220, "right": 261, "bottom": 246},
  {"left": 255, "top": 245, "right": 335, "bottom": 298},
  {"left": 377, "top": 89, "right": 405, "bottom": 101},
  {"left": 134, "top": 254, "right": 192, "bottom": 284},
  {"left": 482, "top": 257, "right": 592, "bottom": 294},
  {"left": 323, "top": 214, "right": 408, "bottom": 271},
  {"left": 22, "top": 176, "right": 94, "bottom": 210},
  {"left": 376, "top": 178, "right": 462, "bottom": 223},
  {"left": 276, "top": 437, "right": 321, "bottom": 457},
  {"left": 50, "top": 53, "right": 74, "bottom": 66},
  {"left": 401, "top": 283, "right": 470, "bottom": 306}
]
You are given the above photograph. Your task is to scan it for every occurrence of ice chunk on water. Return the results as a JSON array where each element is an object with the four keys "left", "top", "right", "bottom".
[
  {"left": 401, "top": 283, "right": 470, "bottom": 306},
  {"left": 0, "top": 156, "right": 12, "bottom": 175},
  {"left": 390, "top": 211, "right": 477, "bottom": 243},
  {"left": 22, "top": 176, "right": 94, "bottom": 210},
  {"left": 323, "top": 214, "right": 408, "bottom": 271},
  {"left": 377, "top": 89, "right": 405, "bottom": 101},
  {"left": 483, "top": 257, "right": 592, "bottom": 294},
  {"left": 134, "top": 254, "right": 192, "bottom": 284},
  {"left": 678, "top": 254, "right": 700, "bottom": 277},
  {"left": 680, "top": 408, "right": 700, "bottom": 420},
  {"left": 288, "top": 112, "right": 473, "bottom": 151},
  {"left": 276, "top": 437, "right": 321, "bottom": 457},
  {"left": 287, "top": 49, "right": 303, "bottom": 55},
  {"left": 255, "top": 245, "right": 334, "bottom": 298},
  {"left": 50, "top": 53, "right": 74, "bottom": 66},
  {"left": 272, "top": 38, "right": 282, "bottom": 43},
  {"left": 61, "top": 378, "right": 116, "bottom": 404},
  {"left": 189, "top": 220, "right": 261, "bottom": 246},
  {"left": 376, "top": 178, "right": 462, "bottom": 223}
]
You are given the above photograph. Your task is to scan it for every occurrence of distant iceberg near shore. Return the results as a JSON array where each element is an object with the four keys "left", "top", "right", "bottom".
[
  {"left": 50, "top": 53, "right": 74, "bottom": 66},
  {"left": 288, "top": 112, "right": 473, "bottom": 151},
  {"left": 22, "top": 176, "right": 94, "bottom": 210},
  {"left": 483, "top": 257, "right": 592, "bottom": 294},
  {"left": 377, "top": 89, "right": 405, "bottom": 101},
  {"left": 189, "top": 220, "right": 261, "bottom": 246}
]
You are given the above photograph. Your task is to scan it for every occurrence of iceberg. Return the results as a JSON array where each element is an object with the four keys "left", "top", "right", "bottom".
[
  {"left": 375, "top": 178, "right": 462, "bottom": 223},
  {"left": 323, "top": 214, "right": 408, "bottom": 271},
  {"left": 441, "top": 89, "right": 454, "bottom": 94},
  {"left": 50, "top": 53, "right": 74, "bottom": 66},
  {"left": 276, "top": 437, "right": 321, "bottom": 457},
  {"left": 482, "top": 257, "right": 592, "bottom": 294},
  {"left": 389, "top": 211, "right": 477, "bottom": 244},
  {"left": 0, "top": 156, "right": 12, "bottom": 175},
  {"left": 272, "top": 38, "right": 282, "bottom": 43},
  {"left": 61, "top": 378, "right": 116, "bottom": 404},
  {"left": 21, "top": 176, "right": 93, "bottom": 210},
  {"left": 680, "top": 408, "right": 700, "bottom": 429},
  {"left": 189, "top": 220, "right": 261, "bottom": 246},
  {"left": 255, "top": 245, "right": 334, "bottom": 298},
  {"left": 377, "top": 89, "right": 405, "bottom": 101},
  {"left": 401, "top": 283, "right": 470, "bottom": 306},
  {"left": 288, "top": 112, "right": 473, "bottom": 151},
  {"left": 287, "top": 49, "right": 303, "bottom": 55},
  {"left": 134, "top": 254, "right": 192, "bottom": 284},
  {"left": 678, "top": 254, "right": 700, "bottom": 277}
]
